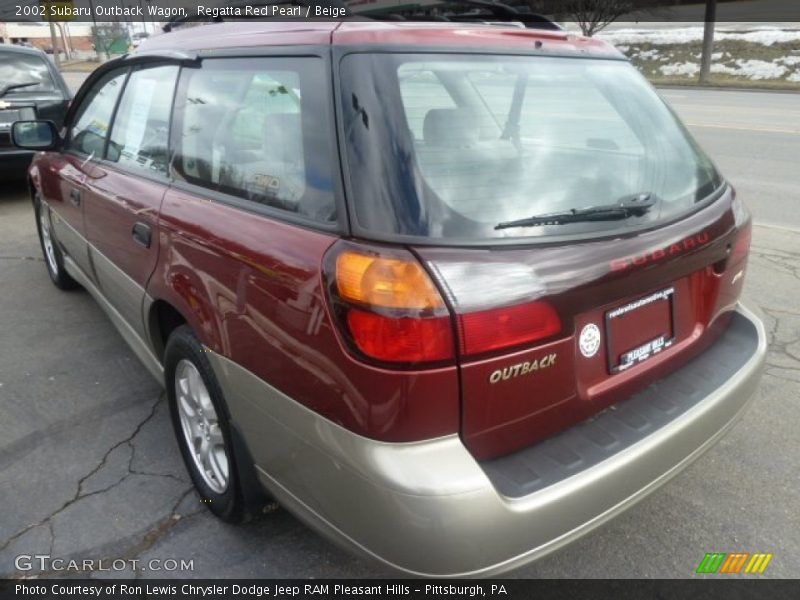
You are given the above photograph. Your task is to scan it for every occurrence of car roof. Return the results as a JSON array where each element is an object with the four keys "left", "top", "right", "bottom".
[
  {"left": 137, "top": 20, "right": 621, "bottom": 59},
  {"left": 0, "top": 43, "right": 50, "bottom": 57}
]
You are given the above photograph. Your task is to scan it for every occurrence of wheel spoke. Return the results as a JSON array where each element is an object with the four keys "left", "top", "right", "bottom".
[
  {"left": 178, "top": 375, "right": 190, "bottom": 398},
  {"left": 209, "top": 446, "right": 228, "bottom": 486},
  {"left": 181, "top": 413, "right": 199, "bottom": 440},
  {"left": 178, "top": 392, "right": 196, "bottom": 418},
  {"left": 208, "top": 423, "right": 224, "bottom": 446},
  {"left": 198, "top": 437, "right": 211, "bottom": 465},
  {"left": 198, "top": 386, "right": 214, "bottom": 414},
  {"left": 187, "top": 368, "right": 202, "bottom": 402}
]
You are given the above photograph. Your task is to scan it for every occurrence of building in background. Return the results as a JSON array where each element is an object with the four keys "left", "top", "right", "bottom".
[{"left": 0, "top": 21, "right": 94, "bottom": 52}]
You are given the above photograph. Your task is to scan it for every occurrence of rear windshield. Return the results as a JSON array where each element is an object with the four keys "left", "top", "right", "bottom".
[
  {"left": 339, "top": 54, "right": 722, "bottom": 242},
  {"left": 0, "top": 52, "right": 56, "bottom": 94}
]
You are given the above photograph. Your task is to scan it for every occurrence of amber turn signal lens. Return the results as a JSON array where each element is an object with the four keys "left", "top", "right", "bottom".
[{"left": 335, "top": 251, "right": 445, "bottom": 311}]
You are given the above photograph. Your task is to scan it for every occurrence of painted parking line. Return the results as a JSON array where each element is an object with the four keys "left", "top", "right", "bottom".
[{"left": 685, "top": 122, "right": 800, "bottom": 135}]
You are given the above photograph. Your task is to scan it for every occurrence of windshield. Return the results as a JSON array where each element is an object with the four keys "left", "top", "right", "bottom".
[
  {"left": 0, "top": 52, "right": 57, "bottom": 94},
  {"left": 340, "top": 54, "right": 722, "bottom": 242}
]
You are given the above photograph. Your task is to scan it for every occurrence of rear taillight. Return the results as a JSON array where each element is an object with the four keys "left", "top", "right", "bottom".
[
  {"left": 457, "top": 301, "right": 561, "bottom": 356},
  {"left": 721, "top": 189, "right": 751, "bottom": 270},
  {"left": 325, "top": 242, "right": 564, "bottom": 366},
  {"left": 325, "top": 242, "right": 455, "bottom": 366},
  {"left": 730, "top": 220, "right": 752, "bottom": 265}
]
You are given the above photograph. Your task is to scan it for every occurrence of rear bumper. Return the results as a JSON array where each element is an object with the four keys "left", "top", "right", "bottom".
[{"left": 208, "top": 301, "right": 766, "bottom": 577}]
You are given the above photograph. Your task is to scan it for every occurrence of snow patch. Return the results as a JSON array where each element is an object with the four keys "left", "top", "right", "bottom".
[
  {"left": 636, "top": 49, "right": 661, "bottom": 60},
  {"left": 660, "top": 62, "right": 700, "bottom": 77},
  {"left": 600, "top": 27, "right": 800, "bottom": 46},
  {"left": 734, "top": 59, "right": 788, "bottom": 79},
  {"left": 710, "top": 63, "right": 738, "bottom": 75}
]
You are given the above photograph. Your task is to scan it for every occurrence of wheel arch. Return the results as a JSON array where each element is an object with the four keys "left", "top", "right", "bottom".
[{"left": 146, "top": 298, "right": 189, "bottom": 363}]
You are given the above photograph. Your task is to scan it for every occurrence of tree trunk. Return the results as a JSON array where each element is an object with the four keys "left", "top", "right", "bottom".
[{"left": 699, "top": 0, "right": 717, "bottom": 84}]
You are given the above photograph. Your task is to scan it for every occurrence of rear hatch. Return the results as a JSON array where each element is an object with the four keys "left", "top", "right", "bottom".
[
  {"left": 0, "top": 49, "right": 67, "bottom": 147},
  {"left": 337, "top": 48, "right": 752, "bottom": 459}
]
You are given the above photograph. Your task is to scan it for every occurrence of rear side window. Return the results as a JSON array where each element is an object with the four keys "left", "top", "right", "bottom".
[
  {"left": 67, "top": 70, "right": 127, "bottom": 157},
  {"left": 0, "top": 52, "right": 56, "bottom": 94},
  {"left": 106, "top": 65, "right": 179, "bottom": 176},
  {"left": 172, "top": 57, "right": 336, "bottom": 223}
]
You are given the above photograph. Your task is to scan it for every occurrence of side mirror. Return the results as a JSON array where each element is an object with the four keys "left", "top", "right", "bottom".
[{"left": 11, "top": 120, "right": 59, "bottom": 151}]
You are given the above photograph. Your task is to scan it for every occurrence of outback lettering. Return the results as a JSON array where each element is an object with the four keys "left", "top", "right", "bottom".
[
  {"left": 489, "top": 353, "right": 557, "bottom": 384},
  {"left": 610, "top": 231, "right": 710, "bottom": 272}
]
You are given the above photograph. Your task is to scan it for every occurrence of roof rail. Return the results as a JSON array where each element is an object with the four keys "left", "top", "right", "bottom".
[
  {"left": 160, "top": 0, "right": 561, "bottom": 34},
  {"left": 372, "top": 1, "right": 563, "bottom": 31}
]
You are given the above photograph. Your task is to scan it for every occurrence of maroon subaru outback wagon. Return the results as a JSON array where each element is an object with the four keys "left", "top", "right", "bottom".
[{"left": 12, "top": 20, "right": 766, "bottom": 576}]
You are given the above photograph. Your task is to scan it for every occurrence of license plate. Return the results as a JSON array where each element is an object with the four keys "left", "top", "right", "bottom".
[{"left": 605, "top": 286, "right": 676, "bottom": 373}]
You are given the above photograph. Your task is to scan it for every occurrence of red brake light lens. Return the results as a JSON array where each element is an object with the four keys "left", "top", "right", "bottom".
[
  {"left": 326, "top": 242, "right": 455, "bottom": 366},
  {"left": 346, "top": 310, "right": 454, "bottom": 363},
  {"left": 730, "top": 221, "right": 752, "bottom": 265},
  {"left": 457, "top": 301, "right": 561, "bottom": 357}
]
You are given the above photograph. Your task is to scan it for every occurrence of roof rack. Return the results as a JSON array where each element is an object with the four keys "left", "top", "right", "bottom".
[
  {"left": 162, "top": 0, "right": 561, "bottom": 33},
  {"left": 375, "top": 1, "right": 563, "bottom": 31}
]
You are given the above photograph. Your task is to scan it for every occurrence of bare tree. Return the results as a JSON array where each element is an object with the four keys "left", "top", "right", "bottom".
[
  {"left": 513, "top": 0, "right": 669, "bottom": 37},
  {"left": 555, "top": 0, "right": 634, "bottom": 36}
]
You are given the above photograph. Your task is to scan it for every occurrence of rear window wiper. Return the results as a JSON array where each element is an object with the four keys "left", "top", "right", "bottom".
[
  {"left": 0, "top": 82, "right": 39, "bottom": 98},
  {"left": 495, "top": 193, "right": 657, "bottom": 230}
]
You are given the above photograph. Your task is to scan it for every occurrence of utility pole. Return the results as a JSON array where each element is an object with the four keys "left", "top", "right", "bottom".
[
  {"left": 47, "top": 19, "right": 60, "bottom": 68},
  {"left": 54, "top": 22, "right": 71, "bottom": 60},
  {"left": 699, "top": 0, "right": 717, "bottom": 84},
  {"left": 87, "top": 0, "right": 100, "bottom": 59}
]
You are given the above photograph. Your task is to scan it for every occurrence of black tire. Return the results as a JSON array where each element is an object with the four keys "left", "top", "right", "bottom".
[
  {"left": 33, "top": 194, "right": 79, "bottom": 291},
  {"left": 165, "top": 325, "right": 244, "bottom": 522}
]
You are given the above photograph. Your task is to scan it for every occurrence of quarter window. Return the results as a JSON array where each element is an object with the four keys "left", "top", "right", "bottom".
[
  {"left": 68, "top": 70, "right": 127, "bottom": 157},
  {"left": 106, "top": 65, "right": 179, "bottom": 176},
  {"left": 173, "top": 57, "right": 336, "bottom": 223}
]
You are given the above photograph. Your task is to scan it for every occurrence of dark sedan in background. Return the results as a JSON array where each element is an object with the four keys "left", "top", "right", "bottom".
[{"left": 1, "top": 44, "right": 70, "bottom": 179}]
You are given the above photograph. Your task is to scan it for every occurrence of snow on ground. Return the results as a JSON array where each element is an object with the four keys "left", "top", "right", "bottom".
[
  {"left": 733, "top": 59, "right": 789, "bottom": 79},
  {"left": 638, "top": 49, "right": 662, "bottom": 60},
  {"left": 600, "top": 25, "right": 800, "bottom": 84},
  {"left": 660, "top": 62, "right": 700, "bottom": 77},
  {"left": 708, "top": 59, "right": 789, "bottom": 79},
  {"left": 599, "top": 26, "right": 800, "bottom": 46}
]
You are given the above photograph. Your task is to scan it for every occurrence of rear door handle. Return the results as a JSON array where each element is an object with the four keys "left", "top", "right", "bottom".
[
  {"left": 132, "top": 222, "right": 152, "bottom": 249},
  {"left": 69, "top": 188, "right": 81, "bottom": 206}
]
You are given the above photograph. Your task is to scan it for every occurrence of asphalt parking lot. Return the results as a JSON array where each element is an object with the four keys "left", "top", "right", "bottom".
[{"left": 1, "top": 87, "right": 798, "bottom": 579}]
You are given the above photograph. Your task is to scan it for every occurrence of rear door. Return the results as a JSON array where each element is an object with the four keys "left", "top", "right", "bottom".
[
  {"left": 46, "top": 68, "right": 128, "bottom": 276},
  {"left": 82, "top": 64, "right": 179, "bottom": 339}
]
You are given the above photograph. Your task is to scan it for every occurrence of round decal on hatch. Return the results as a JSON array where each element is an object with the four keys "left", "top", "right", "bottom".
[{"left": 579, "top": 323, "right": 601, "bottom": 358}]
